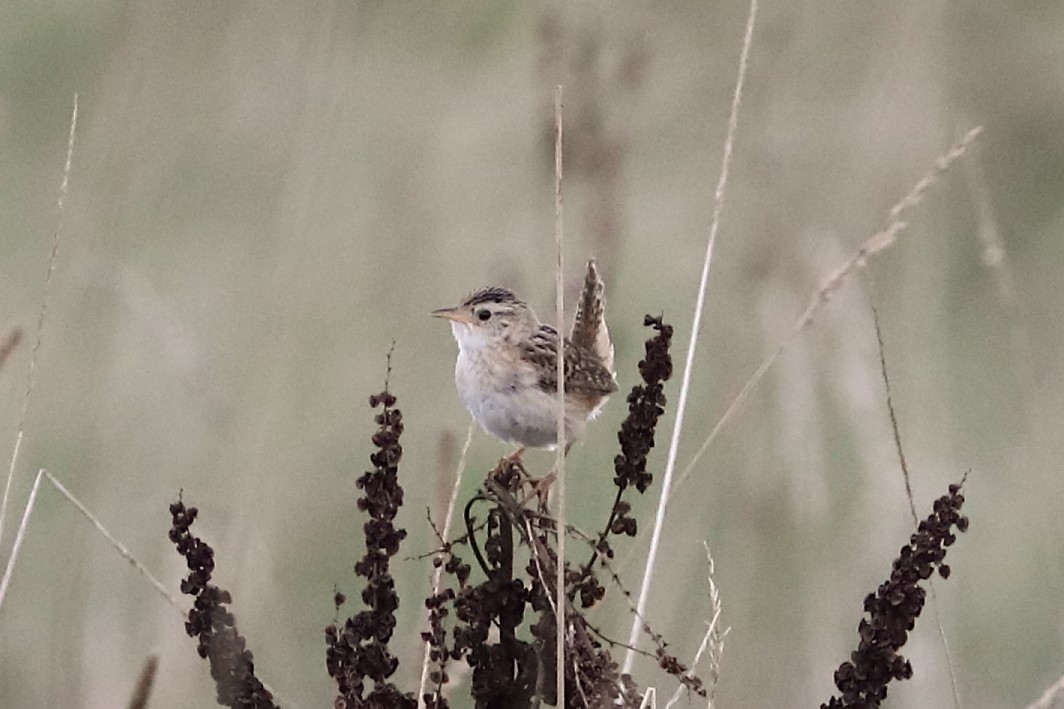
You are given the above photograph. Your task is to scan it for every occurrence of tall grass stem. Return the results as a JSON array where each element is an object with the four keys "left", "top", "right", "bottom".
[
  {"left": 669, "top": 126, "right": 984, "bottom": 506},
  {"left": 1024, "top": 674, "right": 1064, "bottom": 709},
  {"left": 623, "top": 0, "right": 758, "bottom": 673},
  {"left": 0, "top": 95, "right": 79, "bottom": 552},
  {"left": 417, "top": 420, "right": 474, "bottom": 706},
  {"left": 553, "top": 83, "right": 568, "bottom": 709},
  {"left": 43, "top": 471, "right": 182, "bottom": 610},
  {"left": 0, "top": 469, "right": 44, "bottom": 612}
]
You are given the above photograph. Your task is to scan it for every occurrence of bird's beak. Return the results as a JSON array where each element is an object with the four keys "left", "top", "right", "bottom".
[{"left": 432, "top": 307, "right": 473, "bottom": 324}]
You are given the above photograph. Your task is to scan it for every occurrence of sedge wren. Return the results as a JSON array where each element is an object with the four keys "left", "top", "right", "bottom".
[{"left": 432, "top": 260, "right": 618, "bottom": 453}]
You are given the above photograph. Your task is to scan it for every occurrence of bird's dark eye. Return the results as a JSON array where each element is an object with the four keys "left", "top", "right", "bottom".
[{"left": 477, "top": 309, "right": 491, "bottom": 321}]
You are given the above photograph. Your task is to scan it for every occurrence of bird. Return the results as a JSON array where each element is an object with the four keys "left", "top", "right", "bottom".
[{"left": 432, "top": 260, "right": 618, "bottom": 459}]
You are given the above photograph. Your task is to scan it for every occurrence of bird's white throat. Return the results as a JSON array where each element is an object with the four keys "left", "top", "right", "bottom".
[{"left": 449, "top": 321, "right": 492, "bottom": 353}]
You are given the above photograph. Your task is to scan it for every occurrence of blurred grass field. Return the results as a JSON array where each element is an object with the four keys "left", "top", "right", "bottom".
[{"left": 2, "top": 2, "right": 1063, "bottom": 707}]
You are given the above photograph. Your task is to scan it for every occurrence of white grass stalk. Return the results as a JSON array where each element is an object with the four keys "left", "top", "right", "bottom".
[
  {"left": 665, "top": 542, "right": 728, "bottom": 709},
  {"left": 1, "top": 468, "right": 300, "bottom": 707},
  {"left": 51, "top": 473, "right": 298, "bottom": 708},
  {"left": 665, "top": 626, "right": 714, "bottom": 709},
  {"left": 553, "top": 83, "right": 568, "bottom": 709},
  {"left": 928, "top": 588, "right": 962, "bottom": 708},
  {"left": 0, "top": 95, "right": 79, "bottom": 551},
  {"left": 42, "top": 471, "right": 183, "bottom": 611},
  {"left": 623, "top": 0, "right": 758, "bottom": 673},
  {"left": 0, "top": 469, "right": 182, "bottom": 616},
  {"left": 639, "top": 687, "right": 657, "bottom": 709},
  {"left": 418, "top": 420, "right": 475, "bottom": 706},
  {"left": 1024, "top": 673, "right": 1064, "bottom": 709},
  {"left": 669, "top": 126, "right": 984, "bottom": 505},
  {"left": 0, "top": 469, "right": 45, "bottom": 612}
]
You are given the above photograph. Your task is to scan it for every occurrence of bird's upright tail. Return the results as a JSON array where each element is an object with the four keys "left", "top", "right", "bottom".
[{"left": 570, "top": 259, "right": 615, "bottom": 373}]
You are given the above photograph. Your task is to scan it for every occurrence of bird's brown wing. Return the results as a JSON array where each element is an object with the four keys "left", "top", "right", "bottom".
[{"left": 522, "top": 325, "right": 618, "bottom": 396}]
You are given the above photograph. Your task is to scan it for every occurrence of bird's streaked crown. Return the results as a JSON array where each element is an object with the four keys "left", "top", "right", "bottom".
[{"left": 461, "top": 286, "right": 524, "bottom": 309}]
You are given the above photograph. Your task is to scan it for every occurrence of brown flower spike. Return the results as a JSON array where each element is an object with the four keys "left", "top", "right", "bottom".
[
  {"left": 325, "top": 389, "right": 417, "bottom": 709},
  {"left": 822, "top": 480, "right": 969, "bottom": 708}
]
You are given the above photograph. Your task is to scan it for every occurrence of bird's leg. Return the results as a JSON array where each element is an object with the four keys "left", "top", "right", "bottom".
[
  {"left": 531, "top": 442, "right": 571, "bottom": 511},
  {"left": 490, "top": 447, "right": 528, "bottom": 493},
  {"left": 532, "top": 471, "right": 556, "bottom": 512}
]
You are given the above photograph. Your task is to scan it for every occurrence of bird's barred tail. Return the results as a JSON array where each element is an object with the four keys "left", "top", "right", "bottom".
[{"left": 570, "top": 259, "right": 614, "bottom": 373}]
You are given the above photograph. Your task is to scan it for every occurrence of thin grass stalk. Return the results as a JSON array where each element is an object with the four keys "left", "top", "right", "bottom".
[
  {"left": 417, "top": 420, "right": 474, "bottom": 706},
  {"left": 0, "top": 468, "right": 180, "bottom": 619},
  {"left": 43, "top": 471, "right": 183, "bottom": 611},
  {"left": 664, "top": 542, "right": 726, "bottom": 709},
  {"left": 664, "top": 621, "right": 714, "bottom": 709},
  {"left": 1024, "top": 674, "right": 1064, "bottom": 709},
  {"left": 927, "top": 588, "right": 962, "bottom": 708},
  {"left": 865, "top": 279, "right": 918, "bottom": 526},
  {"left": 0, "top": 95, "right": 79, "bottom": 551},
  {"left": 552, "top": 83, "right": 568, "bottom": 709},
  {"left": 663, "top": 617, "right": 715, "bottom": 706},
  {"left": 2, "top": 470, "right": 296, "bottom": 707},
  {"left": 0, "top": 469, "right": 44, "bottom": 612},
  {"left": 623, "top": 0, "right": 758, "bottom": 673},
  {"left": 669, "top": 126, "right": 984, "bottom": 505},
  {"left": 866, "top": 282, "right": 961, "bottom": 709}
]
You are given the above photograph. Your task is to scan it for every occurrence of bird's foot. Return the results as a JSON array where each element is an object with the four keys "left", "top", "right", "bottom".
[
  {"left": 490, "top": 447, "right": 528, "bottom": 494},
  {"left": 531, "top": 470, "right": 556, "bottom": 512}
]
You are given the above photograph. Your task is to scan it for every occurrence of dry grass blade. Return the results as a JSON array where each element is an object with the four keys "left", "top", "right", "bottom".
[
  {"left": 0, "top": 326, "right": 23, "bottom": 373},
  {"left": 0, "top": 95, "right": 79, "bottom": 551},
  {"left": 552, "top": 82, "right": 568, "bottom": 709},
  {"left": 0, "top": 469, "right": 45, "bottom": 612},
  {"left": 624, "top": 0, "right": 758, "bottom": 673},
  {"left": 866, "top": 279, "right": 918, "bottom": 526},
  {"left": 1024, "top": 674, "right": 1064, "bottom": 709},
  {"left": 417, "top": 420, "right": 474, "bottom": 705},
  {"left": 664, "top": 542, "right": 728, "bottom": 709},
  {"left": 126, "top": 655, "right": 160, "bottom": 709},
  {"left": 1, "top": 469, "right": 297, "bottom": 706},
  {"left": 42, "top": 471, "right": 184, "bottom": 612},
  {"left": 866, "top": 281, "right": 962, "bottom": 709},
  {"left": 669, "top": 126, "right": 984, "bottom": 504}
]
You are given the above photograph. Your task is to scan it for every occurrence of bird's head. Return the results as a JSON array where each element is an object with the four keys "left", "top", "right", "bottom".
[{"left": 432, "top": 286, "right": 538, "bottom": 350}]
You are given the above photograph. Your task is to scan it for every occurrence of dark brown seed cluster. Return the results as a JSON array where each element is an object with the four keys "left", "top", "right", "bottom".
[
  {"left": 613, "top": 315, "right": 673, "bottom": 496},
  {"left": 576, "top": 315, "right": 674, "bottom": 608},
  {"left": 325, "top": 390, "right": 417, "bottom": 709},
  {"left": 456, "top": 501, "right": 537, "bottom": 706},
  {"left": 167, "top": 317, "right": 715, "bottom": 709},
  {"left": 822, "top": 481, "right": 969, "bottom": 709},
  {"left": 421, "top": 586, "right": 457, "bottom": 709},
  {"left": 651, "top": 627, "right": 704, "bottom": 697},
  {"left": 421, "top": 513, "right": 472, "bottom": 709},
  {"left": 168, "top": 500, "right": 278, "bottom": 709}
]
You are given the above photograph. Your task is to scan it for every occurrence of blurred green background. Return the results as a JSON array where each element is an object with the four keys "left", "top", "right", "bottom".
[{"left": 1, "top": 1, "right": 1062, "bottom": 707}]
